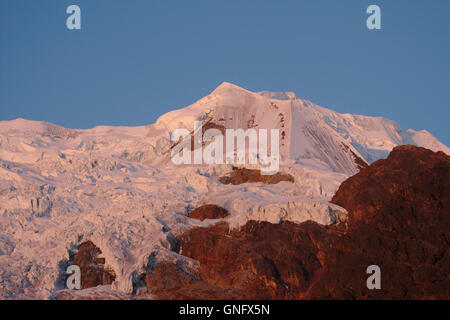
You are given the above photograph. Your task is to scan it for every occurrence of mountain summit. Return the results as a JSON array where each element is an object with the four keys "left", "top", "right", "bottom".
[{"left": 156, "top": 82, "right": 449, "bottom": 175}]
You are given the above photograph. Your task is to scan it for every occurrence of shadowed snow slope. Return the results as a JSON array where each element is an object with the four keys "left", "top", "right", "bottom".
[{"left": 0, "top": 82, "right": 448, "bottom": 299}]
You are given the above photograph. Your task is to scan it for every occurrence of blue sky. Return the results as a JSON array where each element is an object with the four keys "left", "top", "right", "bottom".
[{"left": 1, "top": 0, "right": 449, "bottom": 145}]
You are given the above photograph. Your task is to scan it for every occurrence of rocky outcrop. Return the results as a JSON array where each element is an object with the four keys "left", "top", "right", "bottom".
[
  {"left": 176, "top": 221, "right": 329, "bottom": 299},
  {"left": 168, "top": 119, "right": 226, "bottom": 153},
  {"left": 308, "top": 145, "right": 450, "bottom": 299},
  {"left": 72, "top": 241, "right": 116, "bottom": 289},
  {"left": 218, "top": 167, "right": 294, "bottom": 185},
  {"left": 145, "top": 261, "right": 240, "bottom": 299},
  {"left": 146, "top": 146, "right": 449, "bottom": 299},
  {"left": 188, "top": 204, "right": 230, "bottom": 221},
  {"left": 341, "top": 142, "right": 369, "bottom": 171}
]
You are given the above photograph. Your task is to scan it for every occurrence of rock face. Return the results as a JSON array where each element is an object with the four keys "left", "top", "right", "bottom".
[
  {"left": 310, "top": 145, "right": 450, "bottom": 299},
  {"left": 218, "top": 167, "right": 294, "bottom": 185},
  {"left": 146, "top": 146, "right": 450, "bottom": 299},
  {"left": 341, "top": 142, "right": 369, "bottom": 171},
  {"left": 176, "top": 221, "right": 328, "bottom": 299},
  {"left": 188, "top": 205, "right": 230, "bottom": 221},
  {"left": 168, "top": 119, "right": 226, "bottom": 153},
  {"left": 145, "top": 261, "right": 240, "bottom": 299},
  {"left": 72, "top": 241, "right": 116, "bottom": 289}
]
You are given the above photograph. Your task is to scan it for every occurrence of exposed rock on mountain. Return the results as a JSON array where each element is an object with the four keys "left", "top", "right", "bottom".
[
  {"left": 188, "top": 204, "right": 230, "bottom": 221},
  {"left": 175, "top": 221, "right": 327, "bottom": 299},
  {"left": 218, "top": 167, "right": 294, "bottom": 185},
  {"left": 168, "top": 119, "right": 226, "bottom": 153},
  {"left": 151, "top": 146, "right": 449, "bottom": 299},
  {"left": 72, "top": 241, "right": 116, "bottom": 289},
  {"left": 309, "top": 145, "right": 450, "bottom": 299},
  {"left": 145, "top": 261, "right": 239, "bottom": 299}
]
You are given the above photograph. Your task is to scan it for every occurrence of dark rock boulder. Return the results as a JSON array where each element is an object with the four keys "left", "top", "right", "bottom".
[
  {"left": 218, "top": 167, "right": 294, "bottom": 185},
  {"left": 188, "top": 205, "right": 230, "bottom": 221},
  {"left": 72, "top": 241, "right": 116, "bottom": 289}
]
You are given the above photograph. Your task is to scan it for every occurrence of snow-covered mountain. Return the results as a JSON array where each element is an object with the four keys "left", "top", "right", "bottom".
[
  {"left": 157, "top": 82, "right": 448, "bottom": 174},
  {"left": 0, "top": 82, "right": 448, "bottom": 299}
]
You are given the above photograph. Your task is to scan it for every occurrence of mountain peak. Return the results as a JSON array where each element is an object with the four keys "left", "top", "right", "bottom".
[
  {"left": 214, "top": 81, "right": 244, "bottom": 90},
  {"left": 211, "top": 82, "right": 253, "bottom": 97},
  {"left": 212, "top": 82, "right": 300, "bottom": 102}
]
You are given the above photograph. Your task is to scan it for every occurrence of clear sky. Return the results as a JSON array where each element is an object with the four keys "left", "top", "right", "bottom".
[{"left": 1, "top": 0, "right": 449, "bottom": 145}]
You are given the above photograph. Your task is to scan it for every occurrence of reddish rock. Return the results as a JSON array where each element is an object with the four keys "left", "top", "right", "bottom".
[
  {"left": 309, "top": 145, "right": 450, "bottom": 299},
  {"left": 188, "top": 204, "right": 230, "bottom": 221},
  {"left": 145, "top": 261, "right": 240, "bottom": 299},
  {"left": 168, "top": 120, "right": 226, "bottom": 153},
  {"left": 147, "top": 146, "right": 449, "bottom": 299},
  {"left": 219, "top": 167, "right": 294, "bottom": 185},
  {"left": 72, "top": 241, "right": 116, "bottom": 289},
  {"left": 144, "top": 221, "right": 329, "bottom": 299},
  {"left": 202, "top": 121, "right": 226, "bottom": 136},
  {"left": 177, "top": 221, "right": 328, "bottom": 299},
  {"left": 332, "top": 145, "right": 449, "bottom": 225},
  {"left": 341, "top": 143, "right": 369, "bottom": 170}
]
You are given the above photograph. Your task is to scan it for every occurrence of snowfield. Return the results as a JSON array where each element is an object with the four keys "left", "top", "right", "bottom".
[{"left": 0, "top": 82, "right": 448, "bottom": 299}]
